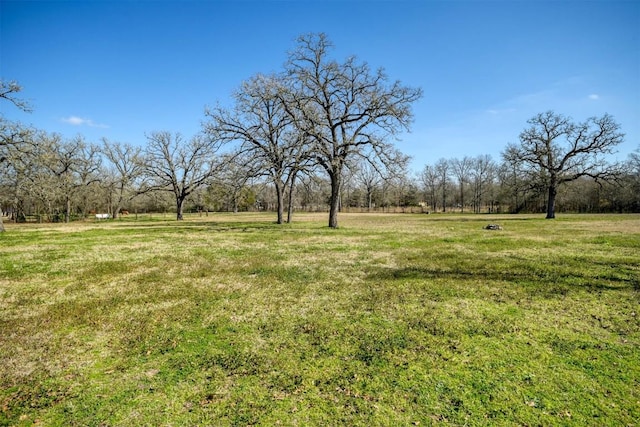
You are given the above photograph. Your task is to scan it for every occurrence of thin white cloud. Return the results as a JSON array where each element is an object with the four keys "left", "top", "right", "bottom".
[
  {"left": 61, "top": 115, "right": 109, "bottom": 128},
  {"left": 588, "top": 94, "right": 600, "bottom": 100},
  {"left": 62, "top": 116, "right": 85, "bottom": 125},
  {"left": 486, "top": 108, "right": 517, "bottom": 116}
]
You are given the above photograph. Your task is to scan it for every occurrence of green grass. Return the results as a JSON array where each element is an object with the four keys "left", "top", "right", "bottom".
[{"left": 1, "top": 213, "right": 639, "bottom": 426}]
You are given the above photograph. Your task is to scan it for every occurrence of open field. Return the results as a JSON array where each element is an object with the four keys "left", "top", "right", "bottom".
[{"left": 1, "top": 213, "right": 639, "bottom": 426}]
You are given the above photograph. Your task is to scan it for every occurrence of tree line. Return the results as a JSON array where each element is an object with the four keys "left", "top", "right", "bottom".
[{"left": 2, "top": 34, "right": 637, "bottom": 232}]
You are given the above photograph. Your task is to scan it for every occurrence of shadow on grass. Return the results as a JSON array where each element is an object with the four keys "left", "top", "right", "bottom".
[
  {"left": 112, "top": 220, "right": 293, "bottom": 233},
  {"left": 366, "top": 265, "right": 637, "bottom": 296}
]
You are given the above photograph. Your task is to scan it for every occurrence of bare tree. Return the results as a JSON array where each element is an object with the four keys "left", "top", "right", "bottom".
[
  {"left": 100, "top": 139, "right": 145, "bottom": 218},
  {"left": 355, "top": 160, "right": 384, "bottom": 211},
  {"left": 1, "top": 80, "right": 32, "bottom": 231},
  {"left": 143, "top": 131, "right": 224, "bottom": 220},
  {"left": 74, "top": 142, "right": 103, "bottom": 219},
  {"left": 216, "top": 152, "right": 258, "bottom": 214},
  {"left": 629, "top": 147, "right": 640, "bottom": 175},
  {"left": 470, "top": 155, "right": 496, "bottom": 213},
  {"left": 451, "top": 156, "right": 472, "bottom": 213},
  {"left": 379, "top": 151, "right": 413, "bottom": 210},
  {"left": 420, "top": 164, "right": 439, "bottom": 212},
  {"left": 434, "top": 158, "right": 450, "bottom": 212},
  {"left": 204, "top": 74, "right": 310, "bottom": 224},
  {"left": 13, "top": 133, "right": 51, "bottom": 221},
  {"left": 622, "top": 146, "right": 640, "bottom": 212},
  {"left": 297, "top": 172, "right": 329, "bottom": 212},
  {"left": 1, "top": 127, "right": 36, "bottom": 223},
  {"left": 37, "top": 135, "right": 101, "bottom": 222},
  {"left": 284, "top": 33, "right": 422, "bottom": 228},
  {"left": 1, "top": 122, "right": 37, "bottom": 227},
  {"left": 503, "top": 111, "right": 624, "bottom": 218}
]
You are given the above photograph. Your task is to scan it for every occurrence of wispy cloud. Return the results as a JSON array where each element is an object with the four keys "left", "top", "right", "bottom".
[
  {"left": 61, "top": 115, "right": 109, "bottom": 128},
  {"left": 486, "top": 83, "right": 603, "bottom": 122},
  {"left": 486, "top": 108, "right": 517, "bottom": 116}
]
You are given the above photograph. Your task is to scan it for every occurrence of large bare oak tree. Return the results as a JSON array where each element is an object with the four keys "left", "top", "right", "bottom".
[
  {"left": 503, "top": 111, "right": 624, "bottom": 219},
  {"left": 204, "top": 74, "right": 310, "bottom": 224},
  {"left": 284, "top": 33, "right": 422, "bottom": 228}
]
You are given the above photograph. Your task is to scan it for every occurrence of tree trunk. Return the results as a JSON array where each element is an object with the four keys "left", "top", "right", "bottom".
[
  {"left": 275, "top": 181, "right": 284, "bottom": 224},
  {"left": 112, "top": 202, "right": 121, "bottom": 220},
  {"left": 328, "top": 172, "right": 341, "bottom": 228},
  {"left": 65, "top": 197, "right": 71, "bottom": 223},
  {"left": 0, "top": 209, "right": 5, "bottom": 232},
  {"left": 233, "top": 191, "right": 239, "bottom": 213},
  {"left": 113, "top": 193, "right": 124, "bottom": 220},
  {"left": 286, "top": 172, "right": 298, "bottom": 223},
  {"left": 546, "top": 183, "right": 557, "bottom": 219},
  {"left": 177, "top": 197, "right": 185, "bottom": 220}
]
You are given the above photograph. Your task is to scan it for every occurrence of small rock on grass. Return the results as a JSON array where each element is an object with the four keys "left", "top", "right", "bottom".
[{"left": 485, "top": 224, "right": 503, "bottom": 230}]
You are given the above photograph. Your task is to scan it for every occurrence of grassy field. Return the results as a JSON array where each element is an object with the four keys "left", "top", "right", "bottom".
[{"left": 1, "top": 213, "right": 638, "bottom": 426}]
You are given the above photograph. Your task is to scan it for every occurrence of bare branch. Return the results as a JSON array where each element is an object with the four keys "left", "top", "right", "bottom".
[{"left": 0, "top": 79, "right": 33, "bottom": 113}]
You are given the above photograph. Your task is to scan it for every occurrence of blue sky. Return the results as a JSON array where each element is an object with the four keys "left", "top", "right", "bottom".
[{"left": 1, "top": 0, "right": 638, "bottom": 172}]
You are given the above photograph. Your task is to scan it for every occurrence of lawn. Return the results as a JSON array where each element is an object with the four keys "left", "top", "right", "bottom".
[{"left": 1, "top": 213, "right": 638, "bottom": 426}]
